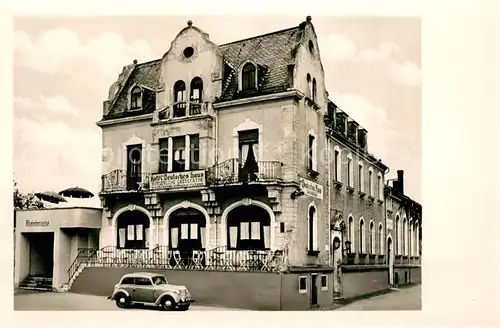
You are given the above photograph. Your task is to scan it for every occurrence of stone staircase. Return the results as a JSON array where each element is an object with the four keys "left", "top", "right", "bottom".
[{"left": 18, "top": 276, "right": 53, "bottom": 291}]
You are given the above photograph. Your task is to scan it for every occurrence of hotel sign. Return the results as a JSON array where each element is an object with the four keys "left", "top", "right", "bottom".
[
  {"left": 150, "top": 170, "right": 206, "bottom": 190},
  {"left": 299, "top": 177, "right": 323, "bottom": 200},
  {"left": 25, "top": 220, "right": 49, "bottom": 227}
]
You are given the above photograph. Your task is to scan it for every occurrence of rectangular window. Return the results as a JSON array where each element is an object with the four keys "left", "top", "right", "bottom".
[
  {"left": 280, "top": 222, "right": 285, "bottom": 233},
  {"left": 118, "top": 228, "right": 126, "bottom": 248},
  {"left": 347, "top": 159, "right": 352, "bottom": 187},
  {"left": 334, "top": 150, "right": 339, "bottom": 181},
  {"left": 299, "top": 276, "right": 307, "bottom": 294},
  {"left": 190, "top": 134, "right": 200, "bottom": 170},
  {"left": 250, "top": 222, "right": 260, "bottom": 240},
  {"left": 180, "top": 223, "right": 189, "bottom": 239},
  {"left": 308, "top": 135, "right": 315, "bottom": 171},
  {"left": 321, "top": 275, "right": 328, "bottom": 291},
  {"left": 172, "top": 136, "right": 186, "bottom": 172},
  {"left": 190, "top": 223, "right": 198, "bottom": 239},
  {"left": 369, "top": 170, "right": 373, "bottom": 196},
  {"left": 136, "top": 224, "right": 143, "bottom": 241},
  {"left": 127, "top": 225, "right": 135, "bottom": 240},
  {"left": 359, "top": 164, "right": 363, "bottom": 191},
  {"left": 240, "top": 222, "right": 249, "bottom": 240},
  {"left": 378, "top": 175, "right": 383, "bottom": 200},
  {"left": 159, "top": 138, "right": 169, "bottom": 173}
]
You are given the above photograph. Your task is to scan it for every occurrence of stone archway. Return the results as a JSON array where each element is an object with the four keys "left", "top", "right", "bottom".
[
  {"left": 220, "top": 198, "right": 276, "bottom": 250},
  {"left": 163, "top": 201, "right": 211, "bottom": 251},
  {"left": 111, "top": 205, "right": 154, "bottom": 249}
]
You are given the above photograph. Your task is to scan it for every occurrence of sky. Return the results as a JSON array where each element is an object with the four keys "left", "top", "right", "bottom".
[{"left": 12, "top": 15, "right": 421, "bottom": 202}]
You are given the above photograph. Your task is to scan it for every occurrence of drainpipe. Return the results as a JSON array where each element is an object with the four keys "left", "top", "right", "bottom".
[{"left": 327, "top": 138, "right": 331, "bottom": 267}]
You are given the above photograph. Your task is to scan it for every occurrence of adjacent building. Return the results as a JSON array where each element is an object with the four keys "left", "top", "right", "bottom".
[{"left": 14, "top": 16, "right": 421, "bottom": 309}]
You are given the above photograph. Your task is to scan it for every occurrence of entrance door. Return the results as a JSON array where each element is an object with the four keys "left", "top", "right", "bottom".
[
  {"left": 311, "top": 274, "right": 318, "bottom": 306},
  {"left": 28, "top": 233, "right": 54, "bottom": 278},
  {"left": 127, "top": 145, "right": 142, "bottom": 190}
]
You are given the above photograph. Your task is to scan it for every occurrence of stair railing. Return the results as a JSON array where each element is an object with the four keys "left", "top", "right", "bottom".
[{"left": 67, "top": 248, "right": 97, "bottom": 283}]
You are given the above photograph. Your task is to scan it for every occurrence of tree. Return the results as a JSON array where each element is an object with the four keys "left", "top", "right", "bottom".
[{"left": 13, "top": 180, "right": 45, "bottom": 210}]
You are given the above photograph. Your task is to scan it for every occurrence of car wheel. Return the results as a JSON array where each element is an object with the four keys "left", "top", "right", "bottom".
[
  {"left": 115, "top": 293, "right": 130, "bottom": 309},
  {"left": 160, "top": 296, "right": 176, "bottom": 311}
]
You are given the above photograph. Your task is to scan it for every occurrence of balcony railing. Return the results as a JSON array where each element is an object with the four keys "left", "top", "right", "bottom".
[
  {"left": 101, "top": 169, "right": 151, "bottom": 192},
  {"left": 73, "top": 245, "right": 289, "bottom": 273},
  {"left": 208, "top": 159, "right": 283, "bottom": 185}
]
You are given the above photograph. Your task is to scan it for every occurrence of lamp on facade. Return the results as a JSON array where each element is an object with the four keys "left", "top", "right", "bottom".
[
  {"left": 290, "top": 188, "right": 305, "bottom": 200},
  {"left": 344, "top": 240, "right": 352, "bottom": 254}
]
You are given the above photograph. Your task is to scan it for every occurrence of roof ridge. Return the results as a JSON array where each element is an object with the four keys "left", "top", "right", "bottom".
[{"left": 219, "top": 26, "right": 298, "bottom": 47}]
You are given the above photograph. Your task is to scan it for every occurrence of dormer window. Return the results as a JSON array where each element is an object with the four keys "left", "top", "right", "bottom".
[
  {"left": 173, "top": 80, "right": 186, "bottom": 117},
  {"left": 189, "top": 77, "right": 203, "bottom": 115},
  {"left": 242, "top": 63, "right": 256, "bottom": 90},
  {"left": 130, "top": 86, "right": 142, "bottom": 109}
]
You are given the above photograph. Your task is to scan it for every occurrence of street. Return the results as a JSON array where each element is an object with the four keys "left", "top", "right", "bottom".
[
  {"left": 14, "top": 291, "right": 250, "bottom": 311},
  {"left": 335, "top": 285, "right": 421, "bottom": 311},
  {"left": 14, "top": 285, "right": 421, "bottom": 311}
]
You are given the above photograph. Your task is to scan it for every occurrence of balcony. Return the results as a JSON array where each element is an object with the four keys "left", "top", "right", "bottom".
[
  {"left": 208, "top": 159, "right": 283, "bottom": 185},
  {"left": 101, "top": 169, "right": 151, "bottom": 193},
  {"left": 158, "top": 101, "right": 210, "bottom": 121}
]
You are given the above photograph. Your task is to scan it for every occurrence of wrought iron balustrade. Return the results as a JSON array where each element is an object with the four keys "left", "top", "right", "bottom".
[
  {"left": 208, "top": 159, "right": 283, "bottom": 185},
  {"left": 70, "top": 245, "right": 289, "bottom": 273},
  {"left": 101, "top": 169, "right": 151, "bottom": 192}
]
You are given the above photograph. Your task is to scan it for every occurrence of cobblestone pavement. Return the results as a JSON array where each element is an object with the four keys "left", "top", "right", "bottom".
[
  {"left": 335, "top": 285, "right": 421, "bottom": 311},
  {"left": 14, "top": 291, "right": 249, "bottom": 311}
]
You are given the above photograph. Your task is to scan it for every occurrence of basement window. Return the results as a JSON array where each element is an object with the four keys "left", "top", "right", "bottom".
[
  {"left": 299, "top": 276, "right": 307, "bottom": 294},
  {"left": 321, "top": 275, "right": 328, "bottom": 291}
]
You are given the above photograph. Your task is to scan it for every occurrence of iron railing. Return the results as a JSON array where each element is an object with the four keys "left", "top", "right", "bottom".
[
  {"left": 67, "top": 248, "right": 97, "bottom": 282},
  {"left": 72, "top": 245, "right": 288, "bottom": 273},
  {"left": 101, "top": 170, "right": 151, "bottom": 192},
  {"left": 208, "top": 159, "right": 283, "bottom": 185}
]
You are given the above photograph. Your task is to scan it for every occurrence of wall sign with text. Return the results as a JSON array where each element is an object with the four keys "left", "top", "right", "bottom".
[
  {"left": 150, "top": 170, "right": 206, "bottom": 190},
  {"left": 299, "top": 177, "right": 324, "bottom": 200},
  {"left": 25, "top": 220, "right": 50, "bottom": 227}
]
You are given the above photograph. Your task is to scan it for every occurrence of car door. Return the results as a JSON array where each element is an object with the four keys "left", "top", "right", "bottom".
[
  {"left": 120, "top": 277, "right": 136, "bottom": 296},
  {"left": 133, "top": 277, "right": 156, "bottom": 303}
]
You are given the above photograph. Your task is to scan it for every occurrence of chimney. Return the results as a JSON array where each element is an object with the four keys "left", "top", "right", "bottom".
[{"left": 396, "top": 170, "right": 404, "bottom": 195}]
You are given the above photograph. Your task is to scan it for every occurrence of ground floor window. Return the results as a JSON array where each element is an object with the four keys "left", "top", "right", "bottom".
[
  {"left": 227, "top": 205, "right": 270, "bottom": 250},
  {"left": 116, "top": 210, "right": 150, "bottom": 249}
]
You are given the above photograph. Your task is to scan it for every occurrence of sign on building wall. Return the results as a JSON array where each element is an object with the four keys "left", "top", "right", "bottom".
[
  {"left": 387, "top": 219, "right": 393, "bottom": 230},
  {"left": 150, "top": 170, "right": 206, "bottom": 190},
  {"left": 299, "top": 177, "right": 323, "bottom": 200},
  {"left": 25, "top": 220, "right": 49, "bottom": 227}
]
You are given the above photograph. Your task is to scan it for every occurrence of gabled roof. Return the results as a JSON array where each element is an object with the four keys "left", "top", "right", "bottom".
[{"left": 102, "top": 23, "right": 307, "bottom": 120}]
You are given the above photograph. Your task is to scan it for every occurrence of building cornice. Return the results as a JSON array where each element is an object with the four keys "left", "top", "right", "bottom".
[
  {"left": 327, "top": 134, "right": 387, "bottom": 172},
  {"left": 213, "top": 90, "right": 304, "bottom": 109},
  {"left": 96, "top": 113, "right": 153, "bottom": 127}
]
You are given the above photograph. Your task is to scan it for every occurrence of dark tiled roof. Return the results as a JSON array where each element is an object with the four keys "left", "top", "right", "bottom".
[
  {"left": 105, "top": 60, "right": 161, "bottom": 119},
  {"left": 217, "top": 27, "right": 302, "bottom": 101},
  {"left": 103, "top": 24, "right": 306, "bottom": 119}
]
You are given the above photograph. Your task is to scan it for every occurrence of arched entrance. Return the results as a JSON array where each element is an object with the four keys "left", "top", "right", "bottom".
[
  {"left": 387, "top": 236, "right": 394, "bottom": 286},
  {"left": 116, "top": 210, "right": 151, "bottom": 249},
  {"left": 226, "top": 205, "right": 271, "bottom": 250},
  {"left": 168, "top": 208, "right": 207, "bottom": 252}
]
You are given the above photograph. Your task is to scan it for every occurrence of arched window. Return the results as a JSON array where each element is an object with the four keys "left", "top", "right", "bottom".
[
  {"left": 312, "top": 78, "right": 317, "bottom": 103},
  {"left": 227, "top": 205, "right": 271, "bottom": 250},
  {"left": 359, "top": 219, "right": 365, "bottom": 253},
  {"left": 189, "top": 77, "right": 203, "bottom": 115},
  {"left": 348, "top": 215, "right": 355, "bottom": 252},
  {"left": 395, "top": 215, "right": 400, "bottom": 255},
  {"left": 130, "top": 86, "right": 142, "bottom": 109},
  {"left": 173, "top": 80, "right": 186, "bottom": 117},
  {"left": 403, "top": 218, "right": 408, "bottom": 255},
  {"left": 370, "top": 221, "right": 375, "bottom": 254},
  {"left": 378, "top": 224, "right": 384, "bottom": 254},
  {"left": 241, "top": 63, "right": 256, "bottom": 90},
  {"left": 306, "top": 73, "right": 312, "bottom": 98},
  {"left": 116, "top": 210, "right": 150, "bottom": 249},
  {"left": 308, "top": 205, "right": 318, "bottom": 253}
]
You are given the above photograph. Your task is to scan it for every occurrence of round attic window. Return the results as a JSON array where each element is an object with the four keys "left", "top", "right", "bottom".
[{"left": 183, "top": 46, "right": 194, "bottom": 58}]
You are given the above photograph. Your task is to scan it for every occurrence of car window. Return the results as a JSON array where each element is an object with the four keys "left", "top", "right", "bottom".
[
  {"left": 152, "top": 276, "right": 167, "bottom": 285},
  {"left": 121, "top": 277, "right": 135, "bottom": 285},
  {"left": 135, "top": 277, "right": 153, "bottom": 286}
]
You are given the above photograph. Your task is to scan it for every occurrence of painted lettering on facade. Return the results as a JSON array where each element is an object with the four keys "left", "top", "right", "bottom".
[
  {"left": 150, "top": 170, "right": 206, "bottom": 189},
  {"left": 25, "top": 220, "right": 50, "bottom": 227},
  {"left": 299, "top": 177, "right": 323, "bottom": 200}
]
